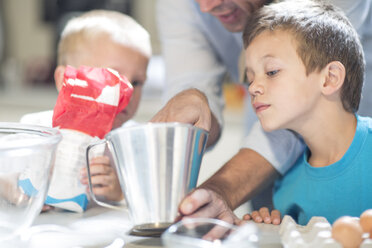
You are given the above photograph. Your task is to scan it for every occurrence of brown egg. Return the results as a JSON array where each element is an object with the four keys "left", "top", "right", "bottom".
[
  {"left": 360, "top": 209, "right": 372, "bottom": 236},
  {"left": 332, "top": 216, "right": 363, "bottom": 248}
]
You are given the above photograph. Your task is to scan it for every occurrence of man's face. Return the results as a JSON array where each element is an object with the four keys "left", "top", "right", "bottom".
[{"left": 195, "top": 0, "right": 267, "bottom": 32}]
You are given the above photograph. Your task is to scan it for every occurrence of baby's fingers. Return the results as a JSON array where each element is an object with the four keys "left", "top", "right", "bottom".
[
  {"left": 83, "top": 163, "right": 114, "bottom": 177},
  {"left": 90, "top": 174, "right": 113, "bottom": 187},
  {"left": 242, "top": 213, "right": 253, "bottom": 221},
  {"left": 271, "top": 209, "right": 281, "bottom": 225},
  {"left": 90, "top": 156, "right": 110, "bottom": 165},
  {"left": 242, "top": 208, "right": 281, "bottom": 225},
  {"left": 251, "top": 211, "right": 263, "bottom": 223},
  {"left": 259, "top": 207, "right": 271, "bottom": 224}
]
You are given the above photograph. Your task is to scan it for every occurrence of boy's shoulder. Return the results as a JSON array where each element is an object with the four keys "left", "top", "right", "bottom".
[
  {"left": 20, "top": 110, "right": 53, "bottom": 127},
  {"left": 355, "top": 115, "right": 372, "bottom": 143},
  {"left": 357, "top": 115, "right": 372, "bottom": 126}
]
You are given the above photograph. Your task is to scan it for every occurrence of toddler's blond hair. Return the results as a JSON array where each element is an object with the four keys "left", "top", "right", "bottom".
[{"left": 58, "top": 10, "right": 151, "bottom": 65}]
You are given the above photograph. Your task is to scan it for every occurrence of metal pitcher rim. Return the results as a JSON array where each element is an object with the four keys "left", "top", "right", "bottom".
[{"left": 107, "top": 122, "right": 209, "bottom": 138}]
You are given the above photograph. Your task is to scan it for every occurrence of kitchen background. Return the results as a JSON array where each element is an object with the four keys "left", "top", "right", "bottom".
[{"left": 0, "top": 0, "right": 250, "bottom": 215}]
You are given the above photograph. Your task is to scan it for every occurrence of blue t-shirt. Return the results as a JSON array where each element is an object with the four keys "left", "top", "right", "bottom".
[{"left": 273, "top": 115, "right": 372, "bottom": 225}]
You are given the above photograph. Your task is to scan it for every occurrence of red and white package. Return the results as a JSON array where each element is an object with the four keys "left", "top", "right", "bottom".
[
  {"left": 45, "top": 65, "right": 133, "bottom": 212},
  {"left": 52, "top": 65, "right": 133, "bottom": 138}
]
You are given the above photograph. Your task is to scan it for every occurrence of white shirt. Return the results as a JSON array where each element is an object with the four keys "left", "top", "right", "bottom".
[
  {"left": 20, "top": 110, "right": 54, "bottom": 127},
  {"left": 20, "top": 110, "right": 137, "bottom": 129},
  {"left": 157, "top": 0, "right": 372, "bottom": 174}
]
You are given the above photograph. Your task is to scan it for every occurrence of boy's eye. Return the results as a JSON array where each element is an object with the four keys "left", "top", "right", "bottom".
[
  {"left": 267, "top": 70, "right": 279, "bottom": 76},
  {"left": 243, "top": 71, "right": 253, "bottom": 86},
  {"left": 243, "top": 78, "right": 253, "bottom": 87}
]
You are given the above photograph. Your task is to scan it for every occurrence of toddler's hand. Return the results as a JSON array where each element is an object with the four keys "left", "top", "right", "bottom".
[
  {"left": 80, "top": 156, "right": 124, "bottom": 202},
  {"left": 41, "top": 204, "right": 54, "bottom": 212},
  {"left": 242, "top": 207, "right": 281, "bottom": 225}
]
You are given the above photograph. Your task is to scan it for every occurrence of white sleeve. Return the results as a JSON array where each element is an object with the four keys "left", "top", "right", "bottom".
[
  {"left": 20, "top": 111, "right": 53, "bottom": 127},
  {"left": 156, "top": 0, "right": 226, "bottom": 128},
  {"left": 241, "top": 121, "right": 305, "bottom": 175},
  {"left": 327, "top": 0, "right": 372, "bottom": 31},
  {"left": 340, "top": 0, "right": 372, "bottom": 117}
]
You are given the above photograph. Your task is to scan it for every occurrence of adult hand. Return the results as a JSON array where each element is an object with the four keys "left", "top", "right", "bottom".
[
  {"left": 178, "top": 188, "right": 243, "bottom": 226},
  {"left": 178, "top": 148, "right": 280, "bottom": 223},
  {"left": 150, "top": 88, "right": 220, "bottom": 147},
  {"left": 80, "top": 156, "right": 124, "bottom": 202}
]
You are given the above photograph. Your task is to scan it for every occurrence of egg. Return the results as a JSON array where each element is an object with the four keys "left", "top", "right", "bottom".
[
  {"left": 332, "top": 216, "right": 363, "bottom": 248},
  {"left": 360, "top": 209, "right": 372, "bottom": 236}
]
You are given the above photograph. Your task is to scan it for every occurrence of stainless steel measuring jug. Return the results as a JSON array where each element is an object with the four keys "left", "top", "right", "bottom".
[{"left": 86, "top": 122, "right": 208, "bottom": 236}]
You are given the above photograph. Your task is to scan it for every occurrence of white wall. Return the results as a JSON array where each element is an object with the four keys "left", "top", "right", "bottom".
[{"left": 1, "top": 0, "right": 160, "bottom": 90}]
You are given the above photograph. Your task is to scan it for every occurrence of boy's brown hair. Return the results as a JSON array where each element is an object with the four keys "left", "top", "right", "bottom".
[{"left": 243, "top": 0, "right": 365, "bottom": 113}]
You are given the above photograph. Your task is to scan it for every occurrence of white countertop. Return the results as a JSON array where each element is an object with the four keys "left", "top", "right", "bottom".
[
  {"left": 26, "top": 205, "right": 163, "bottom": 248},
  {"left": 9, "top": 204, "right": 282, "bottom": 248}
]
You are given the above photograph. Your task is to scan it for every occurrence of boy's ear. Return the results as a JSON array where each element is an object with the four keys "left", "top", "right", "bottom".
[
  {"left": 54, "top": 65, "right": 65, "bottom": 91},
  {"left": 321, "top": 61, "right": 345, "bottom": 96}
]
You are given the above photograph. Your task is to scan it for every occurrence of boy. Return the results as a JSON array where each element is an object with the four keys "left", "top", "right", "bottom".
[
  {"left": 241, "top": 0, "right": 372, "bottom": 225},
  {"left": 21, "top": 10, "right": 151, "bottom": 204}
]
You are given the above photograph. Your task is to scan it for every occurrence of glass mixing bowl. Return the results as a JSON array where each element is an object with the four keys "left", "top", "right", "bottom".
[
  {"left": 162, "top": 218, "right": 259, "bottom": 248},
  {"left": 0, "top": 122, "right": 61, "bottom": 243}
]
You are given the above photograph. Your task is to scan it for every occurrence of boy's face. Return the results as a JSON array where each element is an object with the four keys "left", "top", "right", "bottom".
[
  {"left": 245, "top": 30, "right": 323, "bottom": 132},
  {"left": 195, "top": 0, "right": 268, "bottom": 32},
  {"left": 61, "top": 34, "right": 149, "bottom": 129}
]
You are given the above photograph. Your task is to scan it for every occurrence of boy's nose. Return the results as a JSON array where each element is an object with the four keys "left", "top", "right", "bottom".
[
  {"left": 248, "top": 80, "right": 264, "bottom": 96},
  {"left": 198, "top": 0, "right": 224, "bottom": 13}
]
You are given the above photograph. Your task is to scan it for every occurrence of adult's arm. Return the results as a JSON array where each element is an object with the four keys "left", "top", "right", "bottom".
[
  {"left": 179, "top": 148, "right": 280, "bottom": 224},
  {"left": 156, "top": 0, "right": 229, "bottom": 146},
  {"left": 179, "top": 122, "right": 305, "bottom": 222}
]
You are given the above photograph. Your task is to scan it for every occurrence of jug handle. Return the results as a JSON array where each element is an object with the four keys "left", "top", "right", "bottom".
[{"left": 86, "top": 140, "right": 123, "bottom": 211}]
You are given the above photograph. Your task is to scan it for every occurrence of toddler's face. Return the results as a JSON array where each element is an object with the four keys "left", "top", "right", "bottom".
[
  {"left": 71, "top": 34, "right": 149, "bottom": 129},
  {"left": 245, "top": 30, "right": 323, "bottom": 132}
]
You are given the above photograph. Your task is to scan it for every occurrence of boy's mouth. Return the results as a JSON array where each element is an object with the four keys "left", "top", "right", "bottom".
[{"left": 253, "top": 102, "right": 270, "bottom": 113}]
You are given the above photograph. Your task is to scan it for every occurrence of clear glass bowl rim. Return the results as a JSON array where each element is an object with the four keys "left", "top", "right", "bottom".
[
  {"left": 162, "top": 218, "right": 238, "bottom": 246},
  {"left": 0, "top": 122, "right": 62, "bottom": 151}
]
